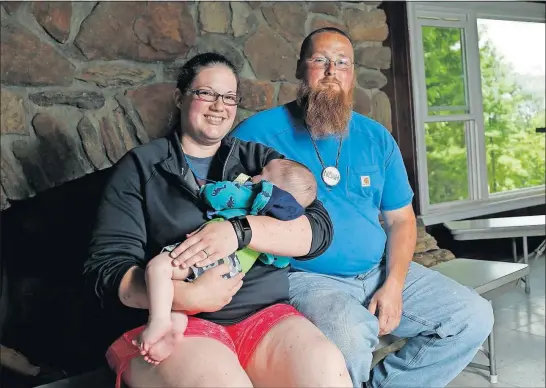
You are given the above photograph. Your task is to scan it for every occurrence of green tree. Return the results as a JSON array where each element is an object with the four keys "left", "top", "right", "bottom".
[{"left": 422, "top": 24, "right": 545, "bottom": 205}]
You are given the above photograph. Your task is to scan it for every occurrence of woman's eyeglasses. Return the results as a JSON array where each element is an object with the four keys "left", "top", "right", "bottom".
[
  {"left": 188, "top": 89, "right": 241, "bottom": 106},
  {"left": 306, "top": 56, "right": 353, "bottom": 71}
]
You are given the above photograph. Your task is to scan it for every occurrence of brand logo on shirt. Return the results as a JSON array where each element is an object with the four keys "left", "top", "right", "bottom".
[{"left": 361, "top": 176, "right": 371, "bottom": 187}]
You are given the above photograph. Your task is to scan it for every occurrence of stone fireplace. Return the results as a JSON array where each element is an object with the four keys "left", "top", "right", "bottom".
[
  {"left": 1, "top": 1, "right": 393, "bottom": 212},
  {"left": 1, "top": 1, "right": 454, "bottom": 382}
]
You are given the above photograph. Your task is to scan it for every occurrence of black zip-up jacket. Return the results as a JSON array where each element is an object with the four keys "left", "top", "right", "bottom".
[{"left": 84, "top": 130, "right": 333, "bottom": 333}]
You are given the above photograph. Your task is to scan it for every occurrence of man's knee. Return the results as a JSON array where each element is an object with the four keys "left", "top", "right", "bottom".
[
  {"left": 291, "top": 288, "right": 378, "bottom": 358},
  {"left": 464, "top": 294, "right": 494, "bottom": 340},
  {"left": 442, "top": 293, "right": 494, "bottom": 343}
]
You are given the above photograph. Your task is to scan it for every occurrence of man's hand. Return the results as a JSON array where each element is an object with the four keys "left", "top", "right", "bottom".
[
  {"left": 169, "top": 221, "right": 238, "bottom": 269},
  {"left": 368, "top": 282, "right": 403, "bottom": 336},
  {"left": 177, "top": 262, "right": 244, "bottom": 314}
]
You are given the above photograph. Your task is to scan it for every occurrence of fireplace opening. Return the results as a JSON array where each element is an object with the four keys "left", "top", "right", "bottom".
[{"left": 1, "top": 168, "right": 117, "bottom": 385}]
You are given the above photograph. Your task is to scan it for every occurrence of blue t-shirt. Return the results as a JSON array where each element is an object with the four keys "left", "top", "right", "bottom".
[{"left": 231, "top": 102, "right": 414, "bottom": 276}]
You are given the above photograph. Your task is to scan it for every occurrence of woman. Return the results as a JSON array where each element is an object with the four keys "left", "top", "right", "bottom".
[{"left": 84, "top": 53, "right": 351, "bottom": 388}]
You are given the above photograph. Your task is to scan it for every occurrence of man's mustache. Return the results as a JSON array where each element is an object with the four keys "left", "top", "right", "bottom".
[{"left": 319, "top": 78, "right": 340, "bottom": 85}]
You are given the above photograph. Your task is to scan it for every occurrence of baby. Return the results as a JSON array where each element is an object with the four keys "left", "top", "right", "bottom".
[{"left": 135, "top": 159, "right": 317, "bottom": 364}]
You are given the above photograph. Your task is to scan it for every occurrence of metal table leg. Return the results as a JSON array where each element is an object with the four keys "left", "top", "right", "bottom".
[
  {"left": 487, "top": 322, "right": 498, "bottom": 383},
  {"left": 467, "top": 301, "right": 498, "bottom": 383},
  {"left": 512, "top": 238, "right": 518, "bottom": 262},
  {"left": 523, "top": 236, "right": 530, "bottom": 293}
]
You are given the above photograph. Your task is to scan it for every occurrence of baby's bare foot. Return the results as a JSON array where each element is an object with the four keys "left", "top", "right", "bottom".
[
  {"left": 144, "top": 330, "right": 185, "bottom": 364},
  {"left": 138, "top": 318, "right": 173, "bottom": 354}
]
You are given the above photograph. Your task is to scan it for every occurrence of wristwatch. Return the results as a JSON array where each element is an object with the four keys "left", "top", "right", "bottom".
[{"left": 229, "top": 216, "right": 252, "bottom": 250}]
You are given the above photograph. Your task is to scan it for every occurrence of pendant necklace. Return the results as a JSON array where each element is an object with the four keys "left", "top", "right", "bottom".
[{"left": 304, "top": 126, "right": 343, "bottom": 187}]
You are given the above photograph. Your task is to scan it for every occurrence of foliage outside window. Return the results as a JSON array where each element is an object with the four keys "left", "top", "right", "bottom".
[{"left": 408, "top": 3, "right": 545, "bottom": 224}]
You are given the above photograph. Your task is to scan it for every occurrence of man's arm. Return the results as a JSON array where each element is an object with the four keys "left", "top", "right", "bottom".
[
  {"left": 246, "top": 215, "right": 311, "bottom": 257},
  {"left": 382, "top": 204, "right": 417, "bottom": 290},
  {"left": 246, "top": 197, "right": 333, "bottom": 259},
  {"left": 368, "top": 126, "right": 415, "bottom": 335}
]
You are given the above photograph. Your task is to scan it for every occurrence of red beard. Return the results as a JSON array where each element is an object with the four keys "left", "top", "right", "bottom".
[{"left": 296, "top": 80, "right": 354, "bottom": 139}]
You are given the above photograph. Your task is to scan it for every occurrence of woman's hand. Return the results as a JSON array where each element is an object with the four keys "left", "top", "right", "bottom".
[
  {"left": 169, "top": 221, "right": 238, "bottom": 269},
  {"left": 177, "top": 262, "right": 244, "bottom": 314}
]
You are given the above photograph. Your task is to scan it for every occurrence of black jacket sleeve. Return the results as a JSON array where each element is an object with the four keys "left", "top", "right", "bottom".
[
  {"left": 83, "top": 153, "right": 148, "bottom": 308},
  {"left": 257, "top": 142, "right": 334, "bottom": 261}
]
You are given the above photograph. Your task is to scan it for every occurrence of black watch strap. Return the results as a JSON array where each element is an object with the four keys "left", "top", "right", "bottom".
[
  {"left": 228, "top": 216, "right": 252, "bottom": 250},
  {"left": 237, "top": 216, "right": 252, "bottom": 247}
]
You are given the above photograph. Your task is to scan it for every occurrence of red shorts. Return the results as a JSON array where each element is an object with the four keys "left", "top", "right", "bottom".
[{"left": 106, "top": 303, "right": 302, "bottom": 388}]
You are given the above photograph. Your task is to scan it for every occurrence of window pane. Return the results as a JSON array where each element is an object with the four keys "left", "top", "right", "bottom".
[
  {"left": 422, "top": 26, "right": 469, "bottom": 116},
  {"left": 425, "top": 121, "right": 469, "bottom": 204},
  {"left": 478, "top": 19, "right": 546, "bottom": 193}
]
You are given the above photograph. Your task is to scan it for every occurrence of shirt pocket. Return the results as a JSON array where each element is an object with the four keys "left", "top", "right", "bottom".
[{"left": 346, "top": 165, "right": 384, "bottom": 209}]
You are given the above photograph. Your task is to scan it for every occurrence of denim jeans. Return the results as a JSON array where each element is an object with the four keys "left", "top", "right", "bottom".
[{"left": 288, "top": 261, "right": 494, "bottom": 388}]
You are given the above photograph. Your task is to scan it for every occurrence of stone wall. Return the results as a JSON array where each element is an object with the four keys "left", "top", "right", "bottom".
[{"left": 0, "top": 1, "right": 392, "bottom": 211}]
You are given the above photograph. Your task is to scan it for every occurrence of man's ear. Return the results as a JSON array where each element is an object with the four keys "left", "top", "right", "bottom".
[{"left": 173, "top": 88, "right": 183, "bottom": 109}]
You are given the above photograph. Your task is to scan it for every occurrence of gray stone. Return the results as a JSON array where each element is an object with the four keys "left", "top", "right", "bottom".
[
  {"left": 1, "top": 23, "right": 75, "bottom": 86},
  {"left": 278, "top": 82, "right": 298, "bottom": 106},
  {"left": 163, "top": 62, "right": 184, "bottom": 82},
  {"left": 1, "top": 150, "right": 33, "bottom": 200},
  {"left": 354, "top": 87, "right": 371, "bottom": 116},
  {"left": 309, "top": 16, "right": 347, "bottom": 35},
  {"left": 357, "top": 68, "right": 388, "bottom": 90},
  {"left": 0, "top": 184, "right": 8, "bottom": 210},
  {"left": 309, "top": 2, "right": 341, "bottom": 17},
  {"left": 74, "top": 2, "right": 196, "bottom": 61},
  {"left": 1, "top": 1, "right": 21, "bottom": 14},
  {"left": 77, "top": 116, "right": 108, "bottom": 170},
  {"left": 29, "top": 91, "right": 105, "bottom": 110},
  {"left": 355, "top": 46, "right": 391, "bottom": 69},
  {"left": 31, "top": 113, "right": 86, "bottom": 185},
  {"left": 76, "top": 64, "right": 155, "bottom": 88},
  {"left": 32, "top": 1, "right": 72, "bottom": 44},
  {"left": 1, "top": 89, "right": 27, "bottom": 135},
  {"left": 199, "top": 1, "right": 230, "bottom": 34},
  {"left": 231, "top": 2, "right": 254, "bottom": 38},
  {"left": 344, "top": 8, "right": 388, "bottom": 42},
  {"left": 371, "top": 91, "right": 392, "bottom": 131},
  {"left": 126, "top": 83, "right": 178, "bottom": 140},
  {"left": 262, "top": 3, "right": 306, "bottom": 49},
  {"left": 233, "top": 108, "right": 253, "bottom": 128},
  {"left": 114, "top": 93, "right": 149, "bottom": 145},
  {"left": 239, "top": 78, "right": 275, "bottom": 111},
  {"left": 244, "top": 24, "right": 298, "bottom": 82},
  {"left": 196, "top": 34, "right": 246, "bottom": 73},
  {"left": 112, "top": 106, "right": 138, "bottom": 152},
  {"left": 99, "top": 116, "right": 126, "bottom": 164},
  {"left": 11, "top": 138, "right": 51, "bottom": 193}
]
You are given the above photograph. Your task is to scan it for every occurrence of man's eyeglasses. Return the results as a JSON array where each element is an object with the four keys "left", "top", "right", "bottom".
[
  {"left": 306, "top": 56, "right": 353, "bottom": 71},
  {"left": 188, "top": 89, "right": 241, "bottom": 106}
]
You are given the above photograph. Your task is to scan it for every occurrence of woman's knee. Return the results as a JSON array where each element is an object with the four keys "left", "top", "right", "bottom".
[
  {"left": 126, "top": 338, "right": 252, "bottom": 387},
  {"left": 298, "top": 337, "right": 352, "bottom": 386}
]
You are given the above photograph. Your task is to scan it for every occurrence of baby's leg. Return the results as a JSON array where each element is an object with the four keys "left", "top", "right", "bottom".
[
  {"left": 144, "top": 312, "right": 189, "bottom": 365},
  {"left": 139, "top": 253, "right": 178, "bottom": 353}
]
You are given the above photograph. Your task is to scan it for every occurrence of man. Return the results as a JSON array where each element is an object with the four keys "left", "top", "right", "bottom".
[{"left": 232, "top": 27, "right": 494, "bottom": 388}]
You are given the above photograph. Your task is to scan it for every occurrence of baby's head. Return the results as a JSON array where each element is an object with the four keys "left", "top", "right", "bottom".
[{"left": 251, "top": 159, "right": 317, "bottom": 207}]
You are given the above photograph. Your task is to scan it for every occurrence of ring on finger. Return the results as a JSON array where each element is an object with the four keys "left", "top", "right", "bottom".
[{"left": 202, "top": 248, "right": 210, "bottom": 258}]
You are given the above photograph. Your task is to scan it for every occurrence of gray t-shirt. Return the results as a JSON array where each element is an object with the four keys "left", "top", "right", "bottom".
[{"left": 185, "top": 155, "right": 213, "bottom": 183}]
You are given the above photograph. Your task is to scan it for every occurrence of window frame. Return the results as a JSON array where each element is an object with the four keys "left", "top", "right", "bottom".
[{"left": 407, "top": 2, "right": 546, "bottom": 226}]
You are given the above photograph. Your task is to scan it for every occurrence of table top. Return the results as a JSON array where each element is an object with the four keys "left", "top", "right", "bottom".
[
  {"left": 445, "top": 215, "right": 545, "bottom": 232},
  {"left": 444, "top": 215, "right": 545, "bottom": 240},
  {"left": 430, "top": 258, "right": 529, "bottom": 295}
]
